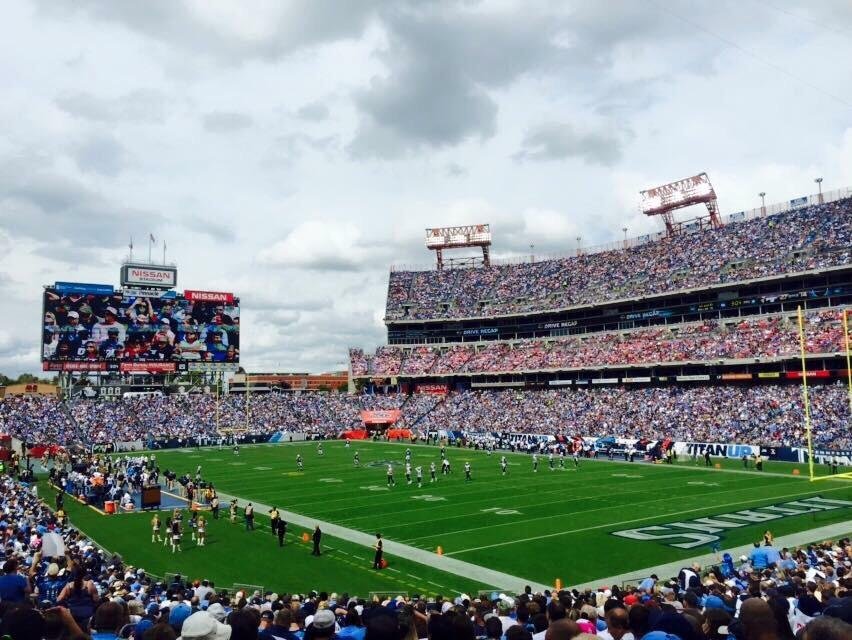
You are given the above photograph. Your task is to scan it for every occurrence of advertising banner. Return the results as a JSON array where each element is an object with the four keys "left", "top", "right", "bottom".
[
  {"left": 789, "top": 196, "right": 809, "bottom": 208},
  {"left": 461, "top": 327, "right": 498, "bottom": 337},
  {"left": 120, "top": 362, "right": 176, "bottom": 373},
  {"left": 785, "top": 370, "right": 830, "bottom": 379},
  {"left": 673, "top": 441, "right": 760, "bottom": 458},
  {"left": 184, "top": 290, "right": 235, "bottom": 304},
  {"left": 54, "top": 282, "right": 114, "bottom": 295},
  {"left": 360, "top": 410, "right": 402, "bottom": 425},
  {"left": 676, "top": 374, "right": 711, "bottom": 382},
  {"left": 121, "top": 265, "right": 177, "bottom": 288},
  {"left": 415, "top": 383, "right": 449, "bottom": 396},
  {"left": 721, "top": 373, "right": 753, "bottom": 381},
  {"left": 42, "top": 362, "right": 107, "bottom": 372},
  {"left": 797, "top": 448, "right": 852, "bottom": 466},
  {"left": 622, "top": 376, "right": 652, "bottom": 383}
]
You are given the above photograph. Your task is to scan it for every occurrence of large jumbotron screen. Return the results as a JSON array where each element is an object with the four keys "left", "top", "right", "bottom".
[{"left": 42, "top": 286, "right": 239, "bottom": 372}]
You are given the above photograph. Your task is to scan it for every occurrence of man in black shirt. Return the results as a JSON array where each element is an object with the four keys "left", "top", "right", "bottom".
[
  {"left": 277, "top": 520, "right": 287, "bottom": 547},
  {"left": 373, "top": 533, "right": 384, "bottom": 569},
  {"left": 312, "top": 526, "right": 322, "bottom": 555},
  {"left": 245, "top": 503, "right": 254, "bottom": 531}
]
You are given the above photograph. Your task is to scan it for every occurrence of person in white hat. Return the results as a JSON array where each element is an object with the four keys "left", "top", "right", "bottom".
[{"left": 179, "top": 611, "right": 231, "bottom": 640}]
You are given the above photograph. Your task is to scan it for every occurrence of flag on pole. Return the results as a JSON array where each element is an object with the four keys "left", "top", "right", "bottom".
[
  {"left": 150, "top": 233, "right": 156, "bottom": 244},
  {"left": 129, "top": 236, "right": 133, "bottom": 251}
]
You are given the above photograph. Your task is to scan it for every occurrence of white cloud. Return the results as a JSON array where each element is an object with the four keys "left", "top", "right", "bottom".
[{"left": 257, "top": 221, "right": 385, "bottom": 271}]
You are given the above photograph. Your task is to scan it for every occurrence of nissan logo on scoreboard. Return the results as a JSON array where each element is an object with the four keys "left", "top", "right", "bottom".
[{"left": 121, "top": 264, "right": 177, "bottom": 289}]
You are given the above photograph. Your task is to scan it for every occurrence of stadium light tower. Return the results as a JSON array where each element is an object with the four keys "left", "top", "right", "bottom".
[
  {"left": 425, "top": 224, "right": 491, "bottom": 270},
  {"left": 815, "top": 177, "right": 823, "bottom": 204},
  {"left": 759, "top": 192, "right": 766, "bottom": 216},
  {"left": 640, "top": 173, "right": 721, "bottom": 237}
]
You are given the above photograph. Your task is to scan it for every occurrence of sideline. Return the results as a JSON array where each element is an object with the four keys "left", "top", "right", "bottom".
[
  {"left": 570, "top": 521, "right": 852, "bottom": 591},
  {"left": 214, "top": 490, "right": 550, "bottom": 593}
]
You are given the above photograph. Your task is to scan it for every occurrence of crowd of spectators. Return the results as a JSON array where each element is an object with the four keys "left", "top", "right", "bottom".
[
  {"left": 0, "top": 396, "right": 79, "bottom": 446},
  {"left": 1, "top": 381, "right": 849, "bottom": 450},
  {"left": 352, "top": 310, "right": 848, "bottom": 377},
  {"left": 63, "top": 393, "right": 441, "bottom": 445},
  {"left": 386, "top": 198, "right": 852, "bottom": 321},
  {"left": 0, "top": 469, "right": 849, "bottom": 640},
  {"left": 418, "top": 384, "right": 852, "bottom": 450}
]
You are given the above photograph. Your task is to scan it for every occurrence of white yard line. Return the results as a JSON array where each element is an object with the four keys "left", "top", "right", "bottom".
[{"left": 444, "top": 485, "right": 852, "bottom": 555}]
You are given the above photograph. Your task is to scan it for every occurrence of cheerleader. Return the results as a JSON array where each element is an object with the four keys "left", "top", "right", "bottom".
[
  {"left": 197, "top": 515, "right": 206, "bottom": 547},
  {"left": 151, "top": 514, "right": 162, "bottom": 543},
  {"left": 171, "top": 518, "right": 182, "bottom": 553}
]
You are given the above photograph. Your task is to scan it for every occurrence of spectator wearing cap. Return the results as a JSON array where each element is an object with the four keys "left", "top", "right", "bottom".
[
  {"left": 170, "top": 604, "right": 194, "bottom": 636},
  {"left": 34, "top": 561, "right": 67, "bottom": 604},
  {"left": 135, "top": 619, "right": 156, "bottom": 640},
  {"left": 304, "top": 609, "right": 336, "bottom": 640},
  {"left": 179, "top": 611, "right": 231, "bottom": 640},
  {"left": 638, "top": 575, "right": 658, "bottom": 594},
  {"left": 91, "top": 307, "right": 126, "bottom": 345}
]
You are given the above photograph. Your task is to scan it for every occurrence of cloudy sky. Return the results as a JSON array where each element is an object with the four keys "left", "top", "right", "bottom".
[{"left": 1, "top": 1, "right": 851, "bottom": 376}]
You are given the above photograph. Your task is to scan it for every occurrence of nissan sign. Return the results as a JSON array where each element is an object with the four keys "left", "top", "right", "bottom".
[{"left": 121, "top": 264, "right": 177, "bottom": 289}]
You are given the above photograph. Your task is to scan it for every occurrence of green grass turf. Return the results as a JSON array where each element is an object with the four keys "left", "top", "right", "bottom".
[
  {"left": 41, "top": 480, "right": 493, "bottom": 597},
  {"left": 53, "top": 441, "right": 852, "bottom": 592}
]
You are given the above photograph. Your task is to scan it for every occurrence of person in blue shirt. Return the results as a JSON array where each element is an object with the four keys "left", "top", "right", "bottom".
[
  {"left": 98, "top": 328, "right": 124, "bottom": 359},
  {"left": 749, "top": 542, "right": 769, "bottom": 570},
  {"left": 763, "top": 544, "right": 781, "bottom": 567},
  {"left": 0, "top": 558, "right": 31, "bottom": 602},
  {"left": 638, "top": 574, "right": 658, "bottom": 593},
  {"left": 35, "top": 562, "right": 67, "bottom": 604}
]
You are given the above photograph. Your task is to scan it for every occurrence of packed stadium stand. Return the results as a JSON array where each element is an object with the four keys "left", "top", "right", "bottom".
[
  {"left": 351, "top": 309, "right": 848, "bottom": 377},
  {"left": 337, "top": 195, "right": 852, "bottom": 457},
  {"left": 0, "top": 382, "right": 848, "bottom": 449},
  {"left": 384, "top": 198, "right": 851, "bottom": 321}
]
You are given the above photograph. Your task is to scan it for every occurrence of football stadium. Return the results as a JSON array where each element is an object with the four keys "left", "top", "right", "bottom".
[{"left": 2, "top": 4, "right": 852, "bottom": 640}]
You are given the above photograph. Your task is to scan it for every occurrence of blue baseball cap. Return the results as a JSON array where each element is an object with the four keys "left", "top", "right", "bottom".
[
  {"left": 169, "top": 604, "right": 192, "bottom": 630},
  {"left": 134, "top": 619, "right": 154, "bottom": 639},
  {"left": 641, "top": 633, "right": 681, "bottom": 640}
]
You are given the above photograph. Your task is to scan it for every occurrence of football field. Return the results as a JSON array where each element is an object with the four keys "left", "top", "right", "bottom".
[{"left": 48, "top": 441, "right": 852, "bottom": 595}]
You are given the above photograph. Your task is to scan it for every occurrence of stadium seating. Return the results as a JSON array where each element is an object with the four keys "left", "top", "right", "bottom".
[
  {"left": 3, "top": 381, "right": 847, "bottom": 449},
  {"left": 385, "top": 198, "right": 852, "bottom": 320},
  {"left": 352, "top": 309, "right": 848, "bottom": 377}
]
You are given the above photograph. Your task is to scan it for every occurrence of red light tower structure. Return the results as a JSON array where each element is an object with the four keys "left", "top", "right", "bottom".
[
  {"left": 425, "top": 224, "right": 492, "bottom": 271},
  {"left": 640, "top": 173, "right": 721, "bottom": 237}
]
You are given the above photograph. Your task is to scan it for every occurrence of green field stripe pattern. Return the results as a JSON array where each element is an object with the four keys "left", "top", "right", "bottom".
[
  {"left": 111, "top": 441, "right": 852, "bottom": 588},
  {"left": 41, "top": 483, "right": 495, "bottom": 596}
]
